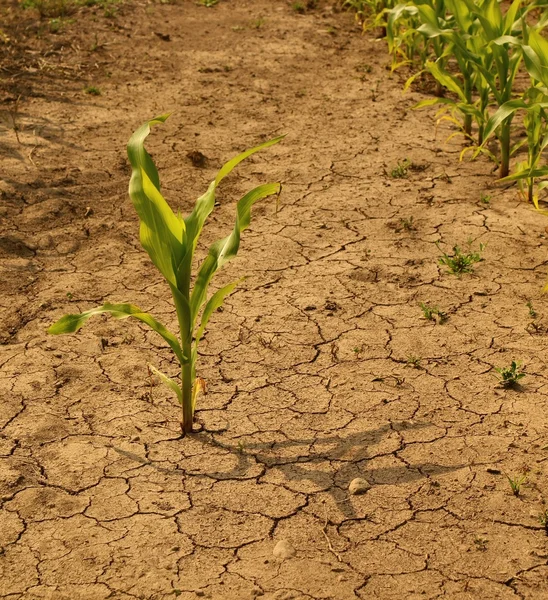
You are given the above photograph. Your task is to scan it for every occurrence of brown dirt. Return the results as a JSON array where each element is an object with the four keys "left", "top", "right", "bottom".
[{"left": 1, "top": 0, "right": 548, "bottom": 598}]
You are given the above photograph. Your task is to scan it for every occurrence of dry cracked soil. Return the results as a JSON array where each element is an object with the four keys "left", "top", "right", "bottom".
[{"left": 1, "top": 0, "right": 548, "bottom": 598}]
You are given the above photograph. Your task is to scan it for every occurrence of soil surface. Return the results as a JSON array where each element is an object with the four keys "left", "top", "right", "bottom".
[{"left": 1, "top": 1, "right": 548, "bottom": 598}]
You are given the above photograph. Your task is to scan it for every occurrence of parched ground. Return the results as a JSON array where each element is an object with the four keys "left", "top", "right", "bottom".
[{"left": 1, "top": 0, "right": 548, "bottom": 598}]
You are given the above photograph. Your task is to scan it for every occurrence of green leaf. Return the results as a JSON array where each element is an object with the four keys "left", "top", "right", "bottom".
[
  {"left": 482, "top": 99, "right": 528, "bottom": 145},
  {"left": 215, "top": 136, "right": 285, "bottom": 186},
  {"left": 148, "top": 364, "right": 183, "bottom": 405},
  {"left": 190, "top": 182, "right": 281, "bottom": 327},
  {"left": 425, "top": 60, "right": 468, "bottom": 102},
  {"left": 127, "top": 114, "right": 186, "bottom": 287},
  {"left": 47, "top": 302, "right": 186, "bottom": 364}
]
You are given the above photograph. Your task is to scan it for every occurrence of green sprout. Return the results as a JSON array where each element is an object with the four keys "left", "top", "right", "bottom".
[
  {"left": 84, "top": 85, "right": 101, "bottom": 96},
  {"left": 526, "top": 300, "right": 537, "bottom": 319},
  {"left": 495, "top": 361, "right": 526, "bottom": 388},
  {"left": 437, "top": 242, "right": 485, "bottom": 275},
  {"left": 390, "top": 158, "right": 411, "bottom": 179},
  {"left": 506, "top": 472, "right": 527, "bottom": 496},
  {"left": 405, "top": 355, "right": 422, "bottom": 369},
  {"left": 48, "top": 115, "right": 283, "bottom": 435},
  {"left": 419, "top": 302, "right": 447, "bottom": 324}
]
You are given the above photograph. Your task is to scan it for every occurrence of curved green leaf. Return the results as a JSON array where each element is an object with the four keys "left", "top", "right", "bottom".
[
  {"left": 127, "top": 114, "right": 186, "bottom": 287},
  {"left": 148, "top": 364, "right": 182, "bottom": 405},
  {"left": 215, "top": 136, "right": 285, "bottom": 186},
  {"left": 190, "top": 182, "right": 281, "bottom": 327},
  {"left": 48, "top": 302, "right": 186, "bottom": 364},
  {"left": 482, "top": 99, "right": 528, "bottom": 144}
]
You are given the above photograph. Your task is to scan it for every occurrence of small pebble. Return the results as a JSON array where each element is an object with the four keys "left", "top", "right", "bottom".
[
  {"left": 273, "top": 539, "right": 296, "bottom": 560},
  {"left": 349, "top": 477, "right": 371, "bottom": 495}
]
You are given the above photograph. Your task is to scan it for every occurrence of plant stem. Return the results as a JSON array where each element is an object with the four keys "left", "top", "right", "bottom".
[
  {"left": 181, "top": 359, "right": 193, "bottom": 434},
  {"left": 499, "top": 119, "right": 511, "bottom": 178}
]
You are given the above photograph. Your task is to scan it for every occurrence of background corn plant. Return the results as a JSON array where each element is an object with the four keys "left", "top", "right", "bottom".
[
  {"left": 349, "top": 0, "right": 548, "bottom": 204},
  {"left": 48, "top": 115, "right": 283, "bottom": 435}
]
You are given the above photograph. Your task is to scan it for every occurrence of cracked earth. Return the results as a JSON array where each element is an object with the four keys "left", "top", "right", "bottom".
[{"left": 1, "top": 0, "right": 548, "bottom": 598}]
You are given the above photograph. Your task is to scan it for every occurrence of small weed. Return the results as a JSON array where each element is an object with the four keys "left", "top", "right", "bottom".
[
  {"left": 538, "top": 509, "right": 548, "bottom": 534},
  {"left": 237, "top": 440, "right": 246, "bottom": 454},
  {"left": 405, "top": 355, "right": 422, "bottom": 369},
  {"left": 480, "top": 192, "right": 491, "bottom": 204},
  {"left": 197, "top": 0, "right": 218, "bottom": 6},
  {"left": 397, "top": 216, "right": 416, "bottom": 232},
  {"left": 84, "top": 85, "right": 101, "bottom": 96},
  {"left": 419, "top": 303, "right": 447, "bottom": 324},
  {"left": 526, "top": 300, "right": 537, "bottom": 319},
  {"left": 506, "top": 472, "right": 527, "bottom": 496},
  {"left": 495, "top": 361, "right": 526, "bottom": 388},
  {"left": 390, "top": 158, "right": 411, "bottom": 179},
  {"left": 292, "top": 2, "right": 305, "bottom": 13},
  {"left": 473, "top": 536, "right": 488, "bottom": 551},
  {"left": 437, "top": 242, "right": 485, "bottom": 275}
]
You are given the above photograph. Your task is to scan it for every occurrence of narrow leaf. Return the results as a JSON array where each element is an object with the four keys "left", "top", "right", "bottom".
[
  {"left": 190, "top": 182, "right": 281, "bottom": 327},
  {"left": 215, "top": 136, "right": 285, "bottom": 186},
  {"left": 48, "top": 302, "right": 186, "bottom": 364},
  {"left": 148, "top": 364, "right": 183, "bottom": 405}
]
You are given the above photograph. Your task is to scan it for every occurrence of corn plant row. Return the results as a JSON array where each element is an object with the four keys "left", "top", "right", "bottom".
[{"left": 344, "top": 0, "right": 548, "bottom": 208}]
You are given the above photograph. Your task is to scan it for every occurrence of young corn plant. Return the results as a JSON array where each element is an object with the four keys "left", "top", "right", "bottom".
[
  {"left": 483, "top": 28, "right": 548, "bottom": 207},
  {"left": 459, "top": 0, "right": 525, "bottom": 178},
  {"left": 48, "top": 115, "right": 283, "bottom": 435}
]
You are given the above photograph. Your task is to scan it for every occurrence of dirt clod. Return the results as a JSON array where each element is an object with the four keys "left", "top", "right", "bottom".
[
  {"left": 348, "top": 477, "right": 371, "bottom": 495},
  {"left": 273, "top": 540, "right": 296, "bottom": 560}
]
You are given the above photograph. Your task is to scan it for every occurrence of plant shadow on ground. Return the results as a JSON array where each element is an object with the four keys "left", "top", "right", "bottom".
[{"left": 112, "top": 422, "right": 463, "bottom": 518}]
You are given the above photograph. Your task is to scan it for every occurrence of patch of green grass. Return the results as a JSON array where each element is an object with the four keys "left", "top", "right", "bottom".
[
  {"left": 437, "top": 242, "right": 485, "bottom": 275},
  {"left": 84, "top": 85, "right": 101, "bottom": 95},
  {"left": 495, "top": 361, "right": 525, "bottom": 388},
  {"left": 20, "top": 0, "right": 121, "bottom": 18}
]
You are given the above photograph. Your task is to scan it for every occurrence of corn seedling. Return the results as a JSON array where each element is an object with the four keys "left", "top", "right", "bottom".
[
  {"left": 437, "top": 242, "right": 485, "bottom": 275},
  {"left": 495, "top": 361, "right": 526, "bottom": 388},
  {"left": 48, "top": 115, "right": 283, "bottom": 435},
  {"left": 506, "top": 472, "right": 527, "bottom": 496}
]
